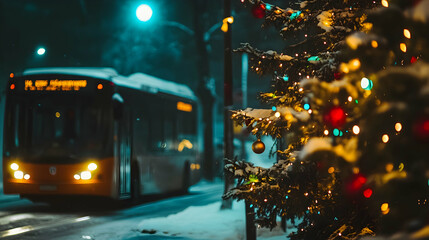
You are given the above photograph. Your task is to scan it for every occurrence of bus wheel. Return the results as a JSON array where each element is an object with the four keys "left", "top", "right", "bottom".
[
  {"left": 131, "top": 163, "right": 141, "bottom": 202},
  {"left": 182, "top": 161, "right": 191, "bottom": 194}
]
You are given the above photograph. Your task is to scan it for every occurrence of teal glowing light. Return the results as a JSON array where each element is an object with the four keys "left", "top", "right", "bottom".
[
  {"left": 303, "top": 103, "right": 310, "bottom": 110},
  {"left": 339, "top": 131, "right": 344, "bottom": 137},
  {"left": 361, "top": 77, "right": 373, "bottom": 90},
  {"left": 272, "top": 106, "right": 277, "bottom": 111},
  {"left": 290, "top": 11, "right": 301, "bottom": 20},
  {"left": 37, "top": 47, "right": 46, "bottom": 55},
  {"left": 136, "top": 4, "right": 153, "bottom": 22},
  {"left": 285, "top": 196, "right": 289, "bottom": 199},
  {"left": 307, "top": 56, "right": 320, "bottom": 62},
  {"left": 333, "top": 128, "right": 340, "bottom": 136},
  {"left": 265, "top": 4, "right": 273, "bottom": 10},
  {"left": 283, "top": 75, "right": 289, "bottom": 81}
]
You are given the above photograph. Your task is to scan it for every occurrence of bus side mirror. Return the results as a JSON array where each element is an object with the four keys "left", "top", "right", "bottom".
[{"left": 113, "top": 99, "right": 123, "bottom": 120}]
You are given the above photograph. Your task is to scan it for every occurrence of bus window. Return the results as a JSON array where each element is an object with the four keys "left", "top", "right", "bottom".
[
  {"left": 147, "top": 96, "right": 165, "bottom": 152},
  {"left": 6, "top": 94, "right": 112, "bottom": 163}
]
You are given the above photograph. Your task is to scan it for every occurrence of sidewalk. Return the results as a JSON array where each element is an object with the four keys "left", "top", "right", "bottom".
[{"left": 0, "top": 185, "right": 20, "bottom": 203}]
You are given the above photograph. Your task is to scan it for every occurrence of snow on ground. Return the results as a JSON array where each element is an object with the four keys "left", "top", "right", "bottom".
[{"left": 139, "top": 180, "right": 295, "bottom": 240}]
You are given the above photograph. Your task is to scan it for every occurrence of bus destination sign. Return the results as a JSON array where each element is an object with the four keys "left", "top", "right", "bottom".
[{"left": 25, "top": 79, "right": 87, "bottom": 91}]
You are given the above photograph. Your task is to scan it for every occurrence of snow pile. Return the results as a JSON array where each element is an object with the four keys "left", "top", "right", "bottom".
[
  {"left": 406, "top": 0, "right": 429, "bottom": 23},
  {"left": 138, "top": 201, "right": 288, "bottom": 240},
  {"left": 299, "top": 137, "right": 360, "bottom": 163},
  {"left": 317, "top": 11, "right": 333, "bottom": 32}
]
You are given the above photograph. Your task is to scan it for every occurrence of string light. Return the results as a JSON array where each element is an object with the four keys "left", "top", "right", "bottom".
[
  {"left": 382, "top": 134, "right": 389, "bottom": 143},
  {"left": 275, "top": 112, "right": 281, "bottom": 118},
  {"left": 352, "top": 125, "right": 360, "bottom": 134},
  {"left": 385, "top": 163, "right": 394, "bottom": 172},
  {"left": 381, "top": 0, "right": 389, "bottom": 7},
  {"left": 400, "top": 43, "right": 407, "bottom": 52},
  {"left": 395, "top": 122, "right": 402, "bottom": 132},
  {"left": 381, "top": 203, "right": 390, "bottom": 214},
  {"left": 361, "top": 77, "right": 373, "bottom": 90},
  {"left": 403, "top": 29, "right": 411, "bottom": 39},
  {"left": 328, "top": 167, "right": 335, "bottom": 174},
  {"left": 303, "top": 103, "right": 310, "bottom": 110},
  {"left": 348, "top": 96, "right": 353, "bottom": 102},
  {"left": 398, "top": 163, "right": 404, "bottom": 171},
  {"left": 363, "top": 188, "right": 373, "bottom": 198},
  {"left": 324, "top": 130, "right": 329, "bottom": 135},
  {"left": 350, "top": 59, "right": 361, "bottom": 70},
  {"left": 371, "top": 40, "right": 378, "bottom": 48}
]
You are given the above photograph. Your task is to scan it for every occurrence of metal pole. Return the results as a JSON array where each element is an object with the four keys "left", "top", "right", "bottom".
[
  {"left": 245, "top": 201, "right": 256, "bottom": 240},
  {"left": 221, "top": 0, "right": 234, "bottom": 210},
  {"left": 241, "top": 53, "right": 248, "bottom": 109}
]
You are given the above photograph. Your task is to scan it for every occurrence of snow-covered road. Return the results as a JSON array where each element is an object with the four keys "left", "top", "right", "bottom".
[{"left": 0, "top": 181, "right": 292, "bottom": 240}]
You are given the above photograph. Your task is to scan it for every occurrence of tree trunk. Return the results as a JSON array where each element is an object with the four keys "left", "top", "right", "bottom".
[{"left": 221, "top": 0, "right": 234, "bottom": 210}]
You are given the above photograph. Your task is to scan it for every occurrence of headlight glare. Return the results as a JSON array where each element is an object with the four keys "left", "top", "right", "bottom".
[
  {"left": 24, "top": 174, "right": 30, "bottom": 180},
  {"left": 74, "top": 174, "right": 81, "bottom": 180},
  {"left": 10, "top": 163, "right": 19, "bottom": 171},
  {"left": 88, "top": 163, "right": 97, "bottom": 171},
  {"left": 81, "top": 171, "right": 91, "bottom": 180},
  {"left": 14, "top": 171, "right": 24, "bottom": 179}
]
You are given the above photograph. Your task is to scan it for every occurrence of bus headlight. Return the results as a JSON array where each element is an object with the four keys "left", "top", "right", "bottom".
[
  {"left": 10, "top": 163, "right": 19, "bottom": 171},
  {"left": 88, "top": 163, "right": 97, "bottom": 171},
  {"left": 74, "top": 174, "right": 81, "bottom": 180},
  {"left": 14, "top": 171, "right": 24, "bottom": 179},
  {"left": 24, "top": 174, "right": 30, "bottom": 180},
  {"left": 80, "top": 171, "right": 92, "bottom": 180}
]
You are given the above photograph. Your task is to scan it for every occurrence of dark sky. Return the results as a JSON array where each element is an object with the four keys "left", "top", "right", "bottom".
[{"left": 0, "top": 0, "right": 290, "bottom": 108}]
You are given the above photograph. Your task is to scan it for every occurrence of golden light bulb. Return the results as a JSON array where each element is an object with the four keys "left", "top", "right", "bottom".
[
  {"left": 352, "top": 125, "right": 360, "bottom": 135},
  {"left": 382, "top": 134, "right": 389, "bottom": 143},
  {"left": 395, "top": 122, "right": 402, "bottom": 132},
  {"left": 403, "top": 29, "right": 411, "bottom": 39},
  {"left": 400, "top": 43, "right": 407, "bottom": 52}
]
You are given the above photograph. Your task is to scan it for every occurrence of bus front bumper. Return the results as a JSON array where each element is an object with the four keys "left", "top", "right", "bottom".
[{"left": 3, "top": 181, "right": 113, "bottom": 198}]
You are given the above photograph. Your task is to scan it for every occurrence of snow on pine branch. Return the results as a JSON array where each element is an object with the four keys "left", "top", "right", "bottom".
[{"left": 232, "top": 107, "right": 310, "bottom": 138}]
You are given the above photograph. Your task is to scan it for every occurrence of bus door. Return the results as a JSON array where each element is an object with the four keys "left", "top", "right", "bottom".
[{"left": 113, "top": 94, "right": 131, "bottom": 199}]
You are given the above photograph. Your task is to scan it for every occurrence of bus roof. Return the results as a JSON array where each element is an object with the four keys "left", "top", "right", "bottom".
[
  {"left": 124, "top": 73, "right": 197, "bottom": 101},
  {"left": 23, "top": 67, "right": 197, "bottom": 101},
  {"left": 23, "top": 67, "right": 118, "bottom": 80}
]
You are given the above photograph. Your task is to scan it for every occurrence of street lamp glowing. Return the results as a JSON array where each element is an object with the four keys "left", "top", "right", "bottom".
[
  {"left": 136, "top": 4, "right": 153, "bottom": 22},
  {"left": 37, "top": 47, "right": 46, "bottom": 55}
]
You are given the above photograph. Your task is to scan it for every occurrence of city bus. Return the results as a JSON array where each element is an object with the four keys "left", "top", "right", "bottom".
[{"left": 3, "top": 67, "right": 201, "bottom": 202}]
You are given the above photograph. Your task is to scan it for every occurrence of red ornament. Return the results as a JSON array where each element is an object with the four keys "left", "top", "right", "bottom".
[
  {"left": 334, "top": 72, "right": 342, "bottom": 80},
  {"left": 413, "top": 116, "right": 429, "bottom": 141},
  {"left": 347, "top": 174, "right": 367, "bottom": 192},
  {"left": 251, "top": 4, "right": 266, "bottom": 19},
  {"left": 324, "top": 106, "right": 347, "bottom": 129},
  {"left": 345, "top": 173, "right": 367, "bottom": 197},
  {"left": 411, "top": 56, "right": 418, "bottom": 64},
  {"left": 363, "top": 188, "right": 373, "bottom": 198}
]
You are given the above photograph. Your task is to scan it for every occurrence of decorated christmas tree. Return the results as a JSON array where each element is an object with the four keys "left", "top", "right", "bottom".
[{"left": 224, "top": 0, "right": 429, "bottom": 239}]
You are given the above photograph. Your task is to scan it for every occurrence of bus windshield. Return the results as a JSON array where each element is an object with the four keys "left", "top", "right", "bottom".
[{"left": 4, "top": 93, "right": 112, "bottom": 163}]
